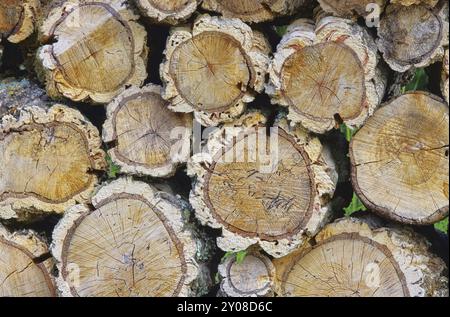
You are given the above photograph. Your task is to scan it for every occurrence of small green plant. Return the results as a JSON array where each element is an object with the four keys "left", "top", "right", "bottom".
[
  {"left": 339, "top": 123, "right": 356, "bottom": 142},
  {"left": 105, "top": 153, "right": 121, "bottom": 179},
  {"left": 221, "top": 250, "right": 248, "bottom": 264},
  {"left": 401, "top": 68, "right": 429, "bottom": 93},
  {"left": 274, "top": 25, "right": 288, "bottom": 37},
  {"left": 434, "top": 217, "right": 448, "bottom": 234},
  {"left": 344, "top": 193, "right": 367, "bottom": 216}
]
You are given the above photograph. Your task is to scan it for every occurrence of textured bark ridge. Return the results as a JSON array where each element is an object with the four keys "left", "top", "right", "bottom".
[
  {"left": 442, "top": 49, "right": 449, "bottom": 104},
  {"left": 201, "top": 0, "right": 308, "bottom": 23},
  {"left": 135, "top": 0, "right": 199, "bottom": 25},
  {"left": 377, "top": 3, "right": 447, "bottom": 72},
  {"left": 317, "top": 0, "right": 387, "bottom": 19},
  {"left": 0, "top": 224, "right": 56, "bottom": 297},
  {"left": 0, "top": 0, "right": 40, "bottom": 43},
  {"left": 188, "top": 112, "right": 337, "bottom": 258},
  {"left": 103, "top": 85, "right": 192, "bottom": 178},
  {"left": 51, "top": 177, "right": 205, "bottom": 297},
  {"left": 160, "top": 14, "right": 270, "bottom": 127},
  {"left": 350, "top": 92, "right": 449, "bottom": 225},
  {"left": 0, "top": 104, "right": 106, "bottom": 221},
  {"left": 37, "top": 0, "right": 148, "bottom": 104},
  {"left": 267, "top": 17, "right": 387, "bottom": 134},
  {"left": 218, "top": 249, "right": 275, "bottom": 297},
  {"left": 273, "top": 217, "right": 449, "bottom": 297}
]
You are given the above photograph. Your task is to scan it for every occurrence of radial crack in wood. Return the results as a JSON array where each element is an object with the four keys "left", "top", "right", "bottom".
[
  {"left": 0, "top": 104, "right": 106, "bottom": 221},
  {"left": 36, "top": 0, "right": 148, "bottom": 104},
  {"left": 377, "top": 4, "right": 447, "bottom": 72},
  {"left": 188, "top": 112, "right": 337, "bottom": 257},
  {"left": 317, "top": 0, "right": 387, "bottom": 19},
  {"left": 0, "top": 0, "right": 40, "bottom": 43},
  {"left": 103, "top": 85, "right": 192, "bottom": 177},
  {"left": 0, "top": 224, "right": 56, "bottom": 297},
  {"left": 51, "top": 177, "right": 205, "bottom": 297},
  {"left": 135, "top": 0, "right": 199, "bottom": 25},
  {"left": 218, "top": 249, "right": 275, "bottom": 297},
  {"left": 350, "top": 92, "right": 449, "bottom": 225},
  {"left": 267, "top": 17, "right": 386, "bottom": 134},
  {"left": 273, "top": 217, "right": 449, "bottom": 297},
  {"left": 160, "top": 14, "right": 270, "bottom": 127}
]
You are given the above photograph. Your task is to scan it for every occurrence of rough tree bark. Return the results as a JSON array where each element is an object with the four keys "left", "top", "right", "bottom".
[
  {"left": 350, "top": 92, "right": 449, "bottom": 225},
  {"left": 442, "top": 49, "right": 449, "bottom": 104},
  {"left": 36, "top": 0, "right": 148, "bottom": 104},
  {"left": 317, "top": 0, "right": 387, "bottom": 19},
  {"left": 0, "top": 103, "right": 106, "bottom": 221},
  {"left": 160, "top": 14, "right": 270, "bottom": 127},
  {"left": 218, "top": 248, "right": 275, "bottom": 297},
  {"left": 377, "top": 3, "right": 448, "bottom": 72},
  {"left": 0, "top": 223, "right": 56, "bottom": 297},
  {"left": 0, "top": 0, "right": 40, "bottom": 44},
  {"left": 102, "top": 85, "right": 192, "bottom": 178},
  {"left": 267, "top": 16, "right": 387, "bottom": 134},
  {"left": 135, "top": 0, "right": 199, "bottom": 25},
  {"left": 273, "top": 217, "right": 449, "bottom": 297},
  {"left": 188, "top": 112, "right": 338, "bottom": 258},
  {"left": 51, "top": 177, "right": 210, "bottom": 297},
  {"left": 200, "top": 0, "right": 309, "bottom": 23}
]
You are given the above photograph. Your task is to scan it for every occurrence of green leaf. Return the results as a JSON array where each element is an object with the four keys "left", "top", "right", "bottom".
[
  {"left": 105, "top": 154, "right": 121, "bottom": 179},
  {"left": 235, "top": 250, "right": 248, "bottom": 264},
  {"left": 214, "top": 272, "right": 221, "bottom": 285},
  {"left": 344, "top": 193, "right": 367, "bottom": 216},
  {"left": 339, "top": 123, "right": 356, "bottom": 142},
  {"left": 434, "top": 217, "right": 448, "bottom": 234},
  {"left": 274, "top": 25, "right": 288, "bottom": 37},
  {"left": 220, "top": 251, "right": 234, "bottom": 263},
  {"left": 402, "top": 68, "right": 429, "bottom": 92}
]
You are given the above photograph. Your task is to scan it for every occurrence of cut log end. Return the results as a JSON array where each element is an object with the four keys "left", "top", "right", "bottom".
[
  {"left": 218, "top": 249, "right": 275, "bottom": 297},
  {"left": 135, "top": 0, "right": 198, "bottom": 25},
  {"left": 350, "top": 92, "right": 449, "bottom": 225},
  {"left": 0, "top": 224, "right": 56, "bottom": 297},
  {"left": 103, "top": 85, "right": 192, "bottom": 178},
  {"left": 377, "top": 4, "right": 446, "bottom": 72},
  {"left": 318, "top": 0, "right": 387, "bottom": 18},
  {"left": 189, "top": 112, "right": 337, "bottom": 257},
  {"left": 51, "top": 178, "right": 204, "bottom": 297},
  {"left": 37, "top": 0, "right": 148, "bottom": 104},
  {"left": 274, "top": 217, "right": 449, "bottom": 297},
  {"left": 161, "top": 14, "right": 269, "bottom": 127},
  {"left": 0, "top": 104, "right": 106, "bottom": 221},
  {"left": 0, "top": 0, "right": 39, "bottom": 43}
]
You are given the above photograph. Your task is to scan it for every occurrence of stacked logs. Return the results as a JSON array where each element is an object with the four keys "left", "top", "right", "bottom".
[{"left": 0, "top": 0, "right": 448, "bottom": 297}]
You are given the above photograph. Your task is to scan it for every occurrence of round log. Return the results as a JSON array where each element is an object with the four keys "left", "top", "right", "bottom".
[
  {"left": 135, "top": 0, "right": 199, "bottom": 25},
  {"left": 188, "top": 112, "right": 338, "bottom": 257},
  {"left": 51, "top": 177, "right": 206, "bottom": 297},
  {"left": 267, "top": 17, "right": 386, "bottom": 134},
  {"left": 201, "top": 0, "right": 308, "bottom": 23},
  {"left": 0, "top": 0, "right": 40, "bottom": 44},
  {"left": 377, "top": 4, "right": 447, "bottom": 72},
  {"left": 0, "top": 224, "right": 56, "bottom": 297},
  {"left": 350, "top": 92, "right": 449, "bottom": 225},
  {"left": 160, "top": 14, "right": 270, "bottom": 127},
  {"left": 317, "top": 0, "right": 387, "bottom": 19},
  {"left": 442, "top": 49, "right": 449, "bottom": 104},
  {"left": 218, "top": 249, "right": 275, "bottom": 297},
  {"left": 36, "top": 0, "right": 148, "bottom": 104},
  {"left": 102, "top": 85, "right": 192, "bottom": 178},
  {"left": 0, "top": 104, "right": 106, "bottom": 221},
  {"left": 273, "top": 217, "right": 449, "bottom": 297}
]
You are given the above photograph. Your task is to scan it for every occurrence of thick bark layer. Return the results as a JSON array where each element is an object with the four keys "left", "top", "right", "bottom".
[
  {"left": 350, "top": 92, "right": 449, "bottom": 225},
  {"left": 0, "top": 104, "right": 106, "bottom": 221},
  {"left": 442, "top": 49, "right": 449, "bottom": 104},
  {"left": 274, "top": 217, "right": 449, "bottom": 297},
  {"left": 135, "top": 0, "right": 199, "bottom": 25},
  {"left": 160, "top": 14, "right": 270, "bottom": 127},
  {"left": 103, "top": 85, "right": 192, "bottom": 177},
  {"left": 0, "top": 0, "right": 40, "bottom": 43},
  {"left": 51, "top": 177, "right": 208, "bottom": 297},
  {"left": 0, "top": 224, "right": 56, "bottom": 296},
  {"left": 188, "top": 112, "right": 337, "bottom": 257},
  {"left": 36, "top": 0, "right": 148, "bottom": 104},
  {"left": 267, "top": 17, "right": 386, "bottom": 134}
]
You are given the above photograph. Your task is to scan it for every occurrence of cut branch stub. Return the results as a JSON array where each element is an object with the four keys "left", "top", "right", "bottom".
[
  {"left": 317, "top": 0, "right": 387, "bottom": 19},
  {"left": 103, "top": 85, "right": 192, "bottom": 178},
  {"left": 377, "top": 4, "right": 447, "bottom": 72},
  {"left": 188, "top": 112, "right": 337, "bottom": 257},
  {"left": 0, "top": 104, "right": 106, "bottom": 221},
  {"left": 267, "top": 17, "right": 386, "bottom": 134},
  {"left": 135, "top": 0, "right": 199, "bottom": 25},
  {"left": 201, "top": 0, "right": 308, "bottom": 23},
  {"left": 0, "top": 0, "right": 40, "bottom": 43},
  {"left": 442, "top": 49, "right": 449, "bottom": 104},
  {"left": 218, "top": 249, "right": 275, "bottom": 297},
  {"left": 350, "top": 92, "right": 449, "bottom": 225},
  {"left": 161, "top": 14, "right": 270, "bottom": 127},
  {"left": 0, "top": 224, "right": 56, "bottom": 297},
  {"left": 273, "top": 217, "right": 449, "bottom": 297},
  {"left": 51, "top": 177, "right": 203, "bottom": 297},
  {"left": 37, "top": 0, "right": 148, "bottom": 104}
]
